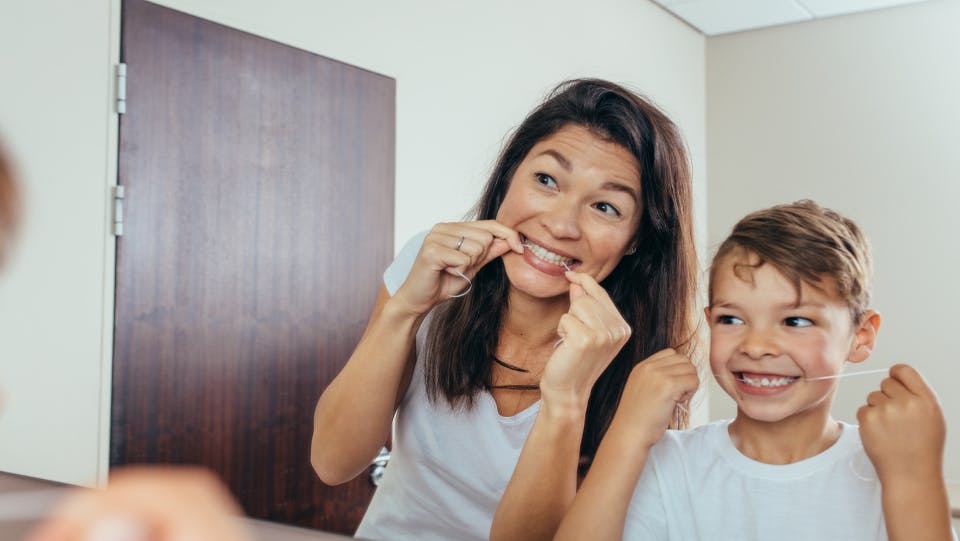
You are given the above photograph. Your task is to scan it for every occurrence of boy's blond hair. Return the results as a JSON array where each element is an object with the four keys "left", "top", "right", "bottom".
[{"left": 709, "top": 200, "right": 872, "bottom": 323}]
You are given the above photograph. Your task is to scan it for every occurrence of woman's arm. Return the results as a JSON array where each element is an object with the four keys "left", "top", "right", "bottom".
[
  {"left": 311, "top": 222, "right": 523, "bottom": 485},
  {"left": 310, "top": 284, "right": 421, "bottom": 485},
  {"left": 859, "top": 364, "right": 953, "bottom": 541},
  {"left": 490, "top": 274, "right": 698, "bottom": 541}
]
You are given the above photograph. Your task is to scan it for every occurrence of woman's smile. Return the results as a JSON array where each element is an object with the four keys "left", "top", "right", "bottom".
[{"left": 520, "top": 233, "right": 580, "bottom": 275}]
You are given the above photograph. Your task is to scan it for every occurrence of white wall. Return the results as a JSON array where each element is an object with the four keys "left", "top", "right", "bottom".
[
  {"left": 0, "top": 0, "right": 706, "bottom": 485},
  {"left": 706, "top": 0, "right": 960, "bottom": 482},
  {"left": 0, "top": 0, "right": 120, "bottom": 486},
  {"left": 147, "top": 0, "right": 708, "bottom": 254}
]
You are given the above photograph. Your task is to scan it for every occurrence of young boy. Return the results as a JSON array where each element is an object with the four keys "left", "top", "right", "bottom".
[{"left": 556, "top": 200, "right": 954, "bottom": 540}]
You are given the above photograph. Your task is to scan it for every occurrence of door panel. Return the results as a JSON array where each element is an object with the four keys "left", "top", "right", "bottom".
[{"left": 112, "top": 0, "right": 395, "bottom": 532}]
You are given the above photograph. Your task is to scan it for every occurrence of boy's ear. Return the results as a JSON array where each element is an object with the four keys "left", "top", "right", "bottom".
[{"left": 848, "top": 310, "right": 881, "bottom": 364}]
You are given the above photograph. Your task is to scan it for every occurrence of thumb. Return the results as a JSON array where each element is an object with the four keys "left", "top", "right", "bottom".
[
  {"left": 569, "top": 282, "right": 586, "bottom": 301},
  {"left": 480, "top": 238, "right": 514, "bottom": 267}
]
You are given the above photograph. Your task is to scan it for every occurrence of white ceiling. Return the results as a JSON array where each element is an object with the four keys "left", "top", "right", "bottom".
[{"left": 652, "top": 0, "right": 932, "bottom": 35}]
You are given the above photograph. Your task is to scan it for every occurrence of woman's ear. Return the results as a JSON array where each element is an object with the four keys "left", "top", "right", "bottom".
[{"left": 848, "top": 310, "right": 881, "bottom": 364}]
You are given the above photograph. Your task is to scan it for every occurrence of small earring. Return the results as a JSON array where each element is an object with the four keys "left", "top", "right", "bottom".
[{"left": 624, "top": 247, "right": 636, "bottom": 256}]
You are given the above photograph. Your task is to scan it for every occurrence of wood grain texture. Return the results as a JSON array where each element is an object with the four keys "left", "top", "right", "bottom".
[{"left": 112, "top": 0, "right": 395, "bottom": 532}]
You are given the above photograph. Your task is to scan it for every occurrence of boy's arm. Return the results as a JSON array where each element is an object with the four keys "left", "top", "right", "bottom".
[
  {"left": 554, "top": 352, "right": 698, "bottom": 541},
  {"left": 858, "top": 364, "right": 953, "bottom": 541},
  {"left": 553, "top": 419, "right": 652, "bottom": 541}
]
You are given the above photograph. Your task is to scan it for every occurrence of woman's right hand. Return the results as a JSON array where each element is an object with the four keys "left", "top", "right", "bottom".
[
  {"left": 390, "top": 221, "right": 523, "bottom": 315},
  {"left": 609, "top": 349, "right": 700, "bottom": 448}
]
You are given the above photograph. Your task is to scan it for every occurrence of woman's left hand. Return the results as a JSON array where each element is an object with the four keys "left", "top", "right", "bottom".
[{"left": 539, "top": 272, "right": 631, "bottom": 410}]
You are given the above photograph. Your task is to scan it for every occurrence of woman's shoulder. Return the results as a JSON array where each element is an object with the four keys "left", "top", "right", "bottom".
[{"left": 384, "top": 230, "right": 429, "bottom": 295}]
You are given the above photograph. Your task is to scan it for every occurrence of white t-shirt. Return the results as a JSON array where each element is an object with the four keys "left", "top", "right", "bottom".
[
  {"left": 625, "top": 419, "right": 888, "bottom": 540},
  {"left": 355, "top": 232, "right": 541, "bottom": 541}
]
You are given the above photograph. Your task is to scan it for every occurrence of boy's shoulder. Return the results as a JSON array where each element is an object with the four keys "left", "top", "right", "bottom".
[
  {"left": 650, "top": 420, "right": 872, "bottom": 480},
  {"left": 658, "top": 419, "right": 730, "bottom": 447},
  {"left": 649, "top": 419, "right": 731, "bottom": 463}
]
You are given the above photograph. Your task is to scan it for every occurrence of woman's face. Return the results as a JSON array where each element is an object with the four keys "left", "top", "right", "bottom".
[{"left": 496, "top": 124, "right": 642, "bottom": 299}]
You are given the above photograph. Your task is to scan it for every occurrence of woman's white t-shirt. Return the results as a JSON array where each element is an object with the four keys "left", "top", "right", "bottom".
[{"left": 354, "top": 232, "right": 540, "bottom": 541}]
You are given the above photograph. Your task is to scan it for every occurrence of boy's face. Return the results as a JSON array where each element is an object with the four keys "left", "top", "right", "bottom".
[{"left": 707, "top": 251, "right": 875, "bottom": 424}]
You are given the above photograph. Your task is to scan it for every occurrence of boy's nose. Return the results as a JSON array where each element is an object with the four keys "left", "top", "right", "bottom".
[
  {"left": 739, "top": 329, "right": 779, "bottom": 359},
  {"left": 540, "top": 198, "right": 582, "bottom": 240}
]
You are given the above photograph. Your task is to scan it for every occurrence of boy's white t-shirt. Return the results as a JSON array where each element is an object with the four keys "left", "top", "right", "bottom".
[
  {"left": 354, "top": 231, "right": 540, "bottom": 541},
  {"left": 626, "top": 419, "right": 888, "bottom": 540}
]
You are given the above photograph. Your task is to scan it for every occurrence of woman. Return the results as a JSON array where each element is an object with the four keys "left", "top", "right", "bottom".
[{"left": 310, "top": 78, "right": 698, "bottom": 541}]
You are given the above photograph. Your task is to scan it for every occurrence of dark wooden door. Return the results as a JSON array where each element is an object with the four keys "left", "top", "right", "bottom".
[{"left": 111, "top": 0, "right": 394, "bottom": 533}]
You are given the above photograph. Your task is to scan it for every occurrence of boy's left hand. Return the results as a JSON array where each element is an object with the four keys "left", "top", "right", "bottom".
[{"left": 857, "top": 364, "right": 946, "bottom": 481}]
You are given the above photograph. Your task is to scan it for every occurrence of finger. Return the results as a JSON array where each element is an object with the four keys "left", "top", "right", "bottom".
[
  {"left": 566, "top": 276, "right": 628, "bottom": 337},
  {"left": 865, "top": 390, "right": 886, "bottom": 407},
  {"left": 645, "top": 348, "right": 679, "bottom": 362},
  {"left": 888, "top": 363, "right": 934, "bottom": 398},
  {"left": 465, "top": 220, "right": 524, "bottom": 254},
  {"left": 568, "top": 282, "right": 586, "bottom": 301},
  {"left": 567, "top": 295, "right": 631, "bottom": 346},
  {"left": 556, "top": 313, "right": 591, "bottom": 350},
  {"left": 432, "top": 224, "right": 524, "bottom": 270},
  {"left": 427, "top": 247, "right": 471, "bottom": 274},
  {"left": 431, "top": 222, "right": 520, "bottom": 257},
  {"left": 879, "top": 377, "right": 909, "bottom": 400},
  {"left": 565, "top": 272, "right": 619, "bottom": 313}
]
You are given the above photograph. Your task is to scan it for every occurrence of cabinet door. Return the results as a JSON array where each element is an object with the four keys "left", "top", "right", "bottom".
[{"left": 112, "top": 0, "right": 394, "bottom": 533}]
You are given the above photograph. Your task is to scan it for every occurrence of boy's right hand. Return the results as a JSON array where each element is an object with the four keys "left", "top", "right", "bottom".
[
  {"left": 391, "top": 221, "right": 523, "bottom": 316},
  {"left": 609, "top": 349, "right": 700, "bottom": 449}
]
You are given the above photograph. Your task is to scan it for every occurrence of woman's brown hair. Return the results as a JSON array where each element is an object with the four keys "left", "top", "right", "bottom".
[{"left": 422, "top": 79, "right": 699, "bottom": 465}]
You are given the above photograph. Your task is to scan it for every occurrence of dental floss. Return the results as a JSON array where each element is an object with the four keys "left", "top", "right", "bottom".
[
  {"left": 717, "top": 367, "right": 891, "bottom": 383},
  {"left": 448, "top": 269, "right": 472, "bottom": 298},
  {"left": 803, "top": 368, "right": 889, "bottom": 381}
]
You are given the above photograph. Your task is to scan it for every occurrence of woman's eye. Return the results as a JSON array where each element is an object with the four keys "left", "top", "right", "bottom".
[
  {"left": 716, "top": 315, "right": 743, "bottom": 325},
  {"left": 535, "top": 173, "right": 557, "bottom": 189},
  {"left": 593, "top": 202, "right": 622, "bottom": 217},
  {"left": 784, "top": 317, "right": 813, "bottom": 327}
]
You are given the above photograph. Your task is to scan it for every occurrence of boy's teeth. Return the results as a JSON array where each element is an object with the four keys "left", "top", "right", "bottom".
[
  {"left": 740, "top": 374, "right": 798, "bottom": 387},
  {"left": 525, "top": 240, "right": 574, "bottom": 267}
]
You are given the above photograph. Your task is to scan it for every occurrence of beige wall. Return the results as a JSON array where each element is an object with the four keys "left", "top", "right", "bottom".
[
  {"left": 0, "top": 0, "right": 706, "bottom": 485},
  {"left": 706, "top": 0, "right": 960, "bottom": 481}
]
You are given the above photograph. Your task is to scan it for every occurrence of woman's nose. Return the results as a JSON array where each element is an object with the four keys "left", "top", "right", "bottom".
[{"left": 540, "top": 198, "right": 582, "bottom": 239}]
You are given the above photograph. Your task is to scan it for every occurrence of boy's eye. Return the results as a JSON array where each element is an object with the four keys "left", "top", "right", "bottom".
[
  {"left": 593, "top": 202, "right": 622, "bottom": 217},
  {"left": 716, "top": 315, "right": 743, "bottom": 325},
  {"left": 535, "top": 173, "right": 557, "bottom": 189},
  {"left": 784, "top": 317, "right": 813, "bottom": 327}
]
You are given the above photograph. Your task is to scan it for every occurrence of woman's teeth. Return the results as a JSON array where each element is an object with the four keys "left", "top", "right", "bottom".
[
  {"left": 739, "top": 374, "right": 799, "bottom": 388},
  {"left": 523, "top": 240, "right": 575, "bottom": 267}
]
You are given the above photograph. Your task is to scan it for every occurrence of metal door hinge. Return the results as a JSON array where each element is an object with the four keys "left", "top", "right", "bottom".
[
  {"left": 115, "top": 63, "right": 127, "bottom": 114},
  {"left": 112, "top": 186, "right": 124, "bottom": 236},
  {"left": 369, "top": 446, "right": 390, "bottom": 487}
]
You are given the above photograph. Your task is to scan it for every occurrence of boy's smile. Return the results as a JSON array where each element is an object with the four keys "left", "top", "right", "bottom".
[{"left": 707, "top": 250, "right": 877, "bottom": 426}]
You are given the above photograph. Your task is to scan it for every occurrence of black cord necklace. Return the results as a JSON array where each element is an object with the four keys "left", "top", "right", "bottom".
[{"left": 489, "top": 356, "right": 539, "bottom": 391}]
